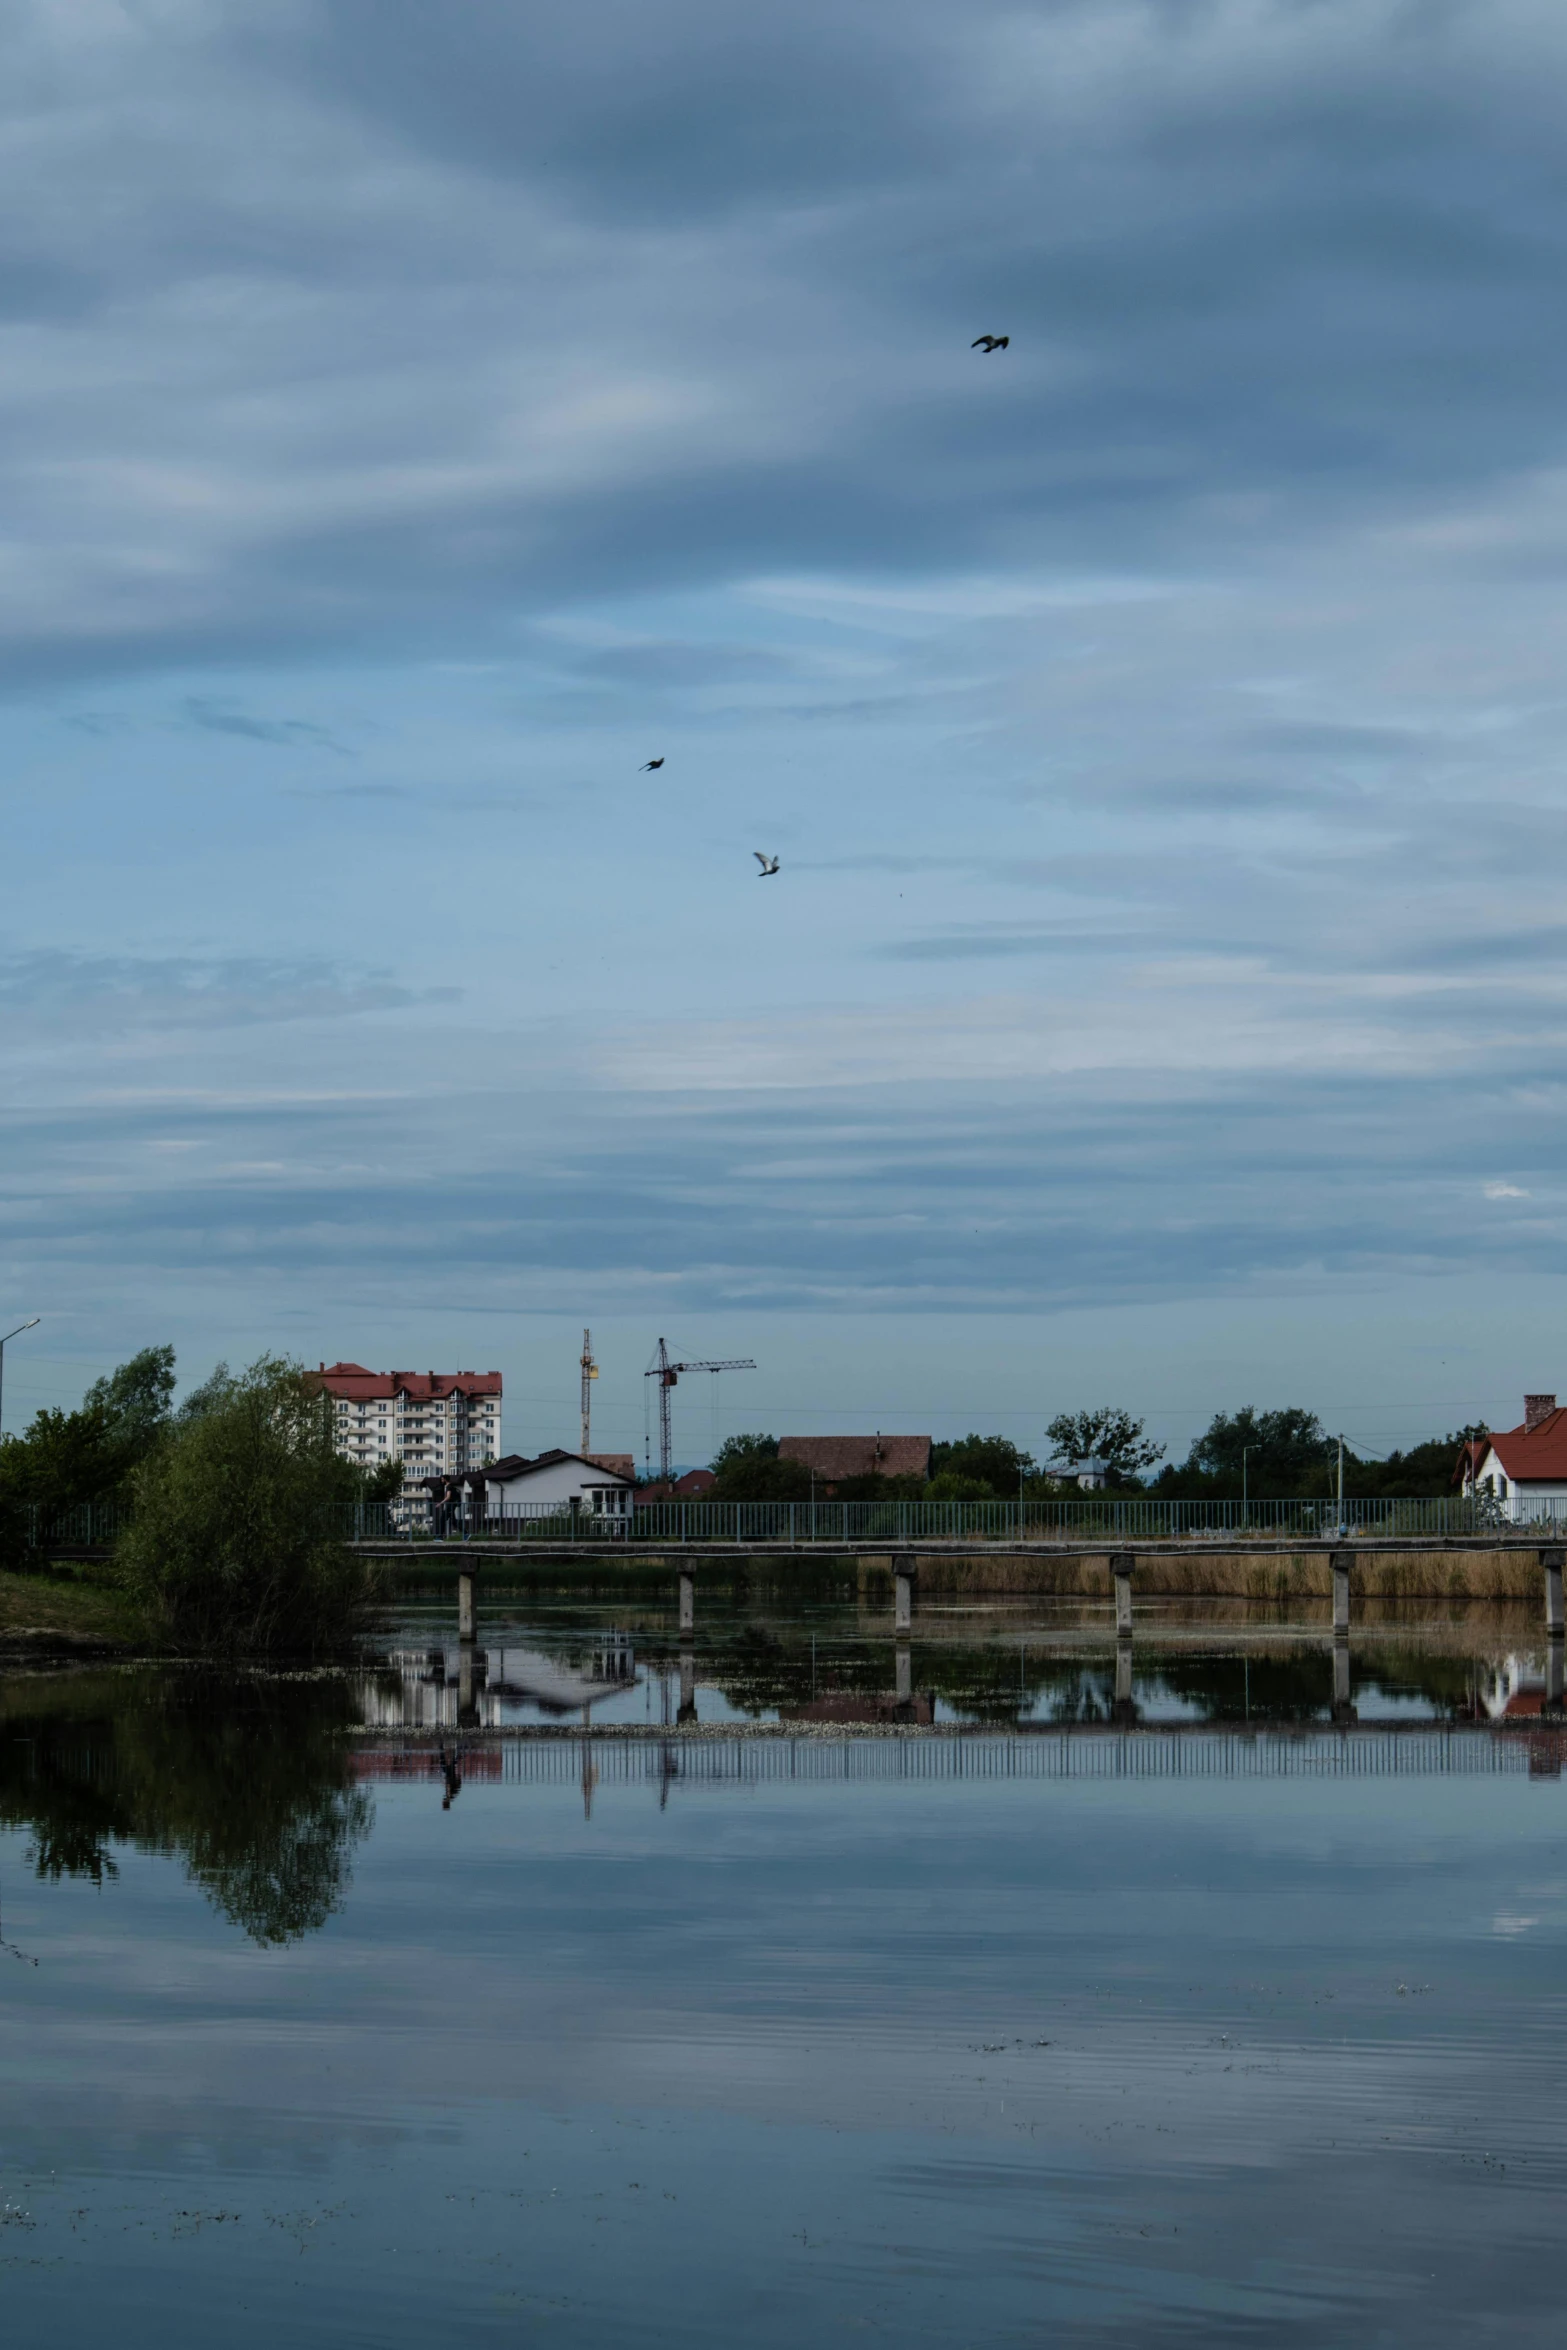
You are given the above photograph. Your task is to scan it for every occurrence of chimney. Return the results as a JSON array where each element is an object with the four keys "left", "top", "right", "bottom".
[{"left": 1526, "top": 1393, "right": 1557, "bottom": 1431}]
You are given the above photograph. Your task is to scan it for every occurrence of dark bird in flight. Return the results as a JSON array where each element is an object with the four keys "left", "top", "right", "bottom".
[
  {"left": 641, "top": 756, "right": 665, "bottom": 770},
  {"left": 972, "top": 334, "right": 1009, "bottom": 352},
  {"left": 754, "top": 852, "right": 780, "bottom": 877}
]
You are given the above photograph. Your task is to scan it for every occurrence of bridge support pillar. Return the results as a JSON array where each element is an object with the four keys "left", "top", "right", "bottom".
[
  {"left": 1330, "top": 1550, "right": 1352, "bottom": 1636},
  {"left": 894, "top": 1556, "right": 916, "bottom": 1633},
  {"left": 678, "top": 1571, "right": 696, "bottom": 1635},
  {"left": 1548, "top": 1636, "right": 1565, "bottom": 1716},
  {"left": 1543, "top": 1548, "right": 1564, "bottom": 1638},
  {"left": 895, "top": 1639, "right": 912, "bottom": 1704},
  {"left": 1113, "top": 1636, "right": 1135, "bottom": 1723},
  {"left": 458, "top": 1644, "right": 486, "bottom": 1728},
  {"left": 678, "top": 1644, "right": 697, "bottom": 1724},
  {"left": 1111, "top": 1553, "right": 1134, "bottom": 1636},
  {"left": 1332, "top": 1637, "right": 1354, "bottom": 1723},
  {"left": 457, "top": 1567, "right": 478, "bottom": 1644}
]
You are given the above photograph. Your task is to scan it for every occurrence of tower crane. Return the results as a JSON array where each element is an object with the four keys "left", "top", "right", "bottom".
[
  {"left": 579, "top": 1329, "right": 598, "bottom": 1457},
  {"left": 644, "top": 1336, "right": 756, "bottom": 1484}
]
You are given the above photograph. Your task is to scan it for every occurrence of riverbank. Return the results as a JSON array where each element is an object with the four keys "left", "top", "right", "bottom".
[{"left": 0, "top": 1566, "right": 143, "bottom": 1654}]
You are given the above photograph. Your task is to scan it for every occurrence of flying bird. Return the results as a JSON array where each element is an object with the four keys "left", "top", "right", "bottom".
[
  {"left": 754, "top": 852, "right": 780, "bottom": 877},
  {"left": 641, "top": 756, "right": 665, "bottom": 770},
  {"left": 971, "top": 334, "right": 1009, "bottom": 352}
]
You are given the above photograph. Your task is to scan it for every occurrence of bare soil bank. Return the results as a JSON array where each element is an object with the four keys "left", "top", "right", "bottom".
[{"left": 860, "top": 1548, "right": 1549, "bottom": 1604}]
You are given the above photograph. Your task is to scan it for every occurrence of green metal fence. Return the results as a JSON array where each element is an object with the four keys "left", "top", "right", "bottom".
[
  {"left": 349, "top": 1492, "right": 1531, "bottom": 1545},
  {"left": 22, "top": 1499, "right": 132, "bottom": 1550},
  {"left": 18, "top": 1490, "right": 1550, "bottom": 1555}
]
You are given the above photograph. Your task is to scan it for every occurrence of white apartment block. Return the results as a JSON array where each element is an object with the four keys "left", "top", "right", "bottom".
[{"left": 314, "top": 1362, "right": 503, "bottom": 1479}]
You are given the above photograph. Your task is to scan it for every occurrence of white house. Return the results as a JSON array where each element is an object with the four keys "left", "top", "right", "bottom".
[
  {"left": 1463, "top": 1394, "right": 1567, "bottom": 1521},
  {"left": 480, "top": 1449, "right": 637, "bottom": 1522}
]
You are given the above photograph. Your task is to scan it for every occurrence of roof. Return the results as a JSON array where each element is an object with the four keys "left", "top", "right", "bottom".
[
  {"left": 313, "top": 1361, "right": 502, "bottom": 1400},
  {"left": 1484, "top": 1411, "right": 1567, "bottom": 1483},
  {"left": 635, "top": 1469, "right": 716, "bottom": 1502},
  {"left": 584, "top": 1453, "right": 636, "bottom": 1481},
  {"left": 777, "top": 1435, "right": 931, "bottom": 1481},
  {"left": 482, "top": 1449, "right": 634, "bottom": 1486}
]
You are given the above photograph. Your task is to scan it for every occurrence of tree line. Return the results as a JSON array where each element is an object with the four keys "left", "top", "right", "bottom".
[
  {"left": 706, "top": 1406, "right": 1485, "bottom": 1503},
  {"left": 0, "top": 1347, "right": 394, "bottom": 1653}
]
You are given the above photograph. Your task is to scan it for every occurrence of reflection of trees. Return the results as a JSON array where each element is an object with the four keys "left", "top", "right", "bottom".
[
  {"left": 0, "top": 1671, "right": 371, "bottom": 1944},
  {"left": 623, "top": 1619, "right": 1489, "bottom": 1725}
]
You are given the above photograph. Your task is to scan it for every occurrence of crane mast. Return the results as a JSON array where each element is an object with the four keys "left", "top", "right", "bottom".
[
  {"left": 579, "top": 1328, "right": 597, "bottom": 1457},
  {"left": 644, "top": 1336, "right": 757, "bottom": 1484}
]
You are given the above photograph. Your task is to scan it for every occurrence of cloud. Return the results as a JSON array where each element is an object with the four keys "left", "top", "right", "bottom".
[
  {"left": 0, "top": 950, "right": 455, "bottom": 1034},
  {"left": 8, "top": 0, "right": 1567, "bottom": 1412},
  {"left": 1484, "top": 1182, "right": 1531, "bottom": 1200},
  {"left": 181, "top": 699, "right": 348, "bottom": 753}
]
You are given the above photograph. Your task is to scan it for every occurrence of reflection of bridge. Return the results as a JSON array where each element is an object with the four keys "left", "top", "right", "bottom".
[
  {"left": 346, "top": 1726, "right": 1567, "bottom": 1785},
  {"left": 360, "top": 1640, "right": 637, "bottom": 1730}
]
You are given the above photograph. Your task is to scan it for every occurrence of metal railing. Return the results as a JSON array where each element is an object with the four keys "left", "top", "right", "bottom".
[
  {"left": 20, "top": 1490, "right": 1562, "bottom": 1554},
  {"left": 21, "top": 1499, "right": 131, "bottom": 1550},
  {"left": 348, "top": 1492, "right": 1537, "bottom": 1545}
]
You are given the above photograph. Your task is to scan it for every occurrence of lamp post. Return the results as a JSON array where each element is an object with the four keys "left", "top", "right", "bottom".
[
  {"left": 0, "top": 1317, "right": 40, "bottom": 1439},
  {"left": 1242, "top": 1444, "right": 1255, "bottom": 1529}
]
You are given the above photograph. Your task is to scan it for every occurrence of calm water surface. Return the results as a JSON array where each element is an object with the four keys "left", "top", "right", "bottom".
[{"left": 3, "top": 1597, "right": 1566, "bottom": 2345}]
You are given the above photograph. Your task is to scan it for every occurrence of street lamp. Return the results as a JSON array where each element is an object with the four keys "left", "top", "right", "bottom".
[
  {"left": 0, "top": 1318, "right": 40, "bottom": 1439},
  {"left": 1242, "top": 1444, "right": 1256, "bottom": 1528}
]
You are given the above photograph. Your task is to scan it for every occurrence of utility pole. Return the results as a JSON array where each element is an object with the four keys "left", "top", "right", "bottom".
[
  {"left": 0, "top": 1318, "right": 40, "bottom": 1440},
  {"left": 579, "top": 1329, "right": 597, "bottom": 1458},
  {"left": 1337, "top": 1433, "right": 1346, "bottom": 1538},
  {"left": 1242, "top": 1444, "right": 1255, "bottom": 1528},
  {"left": 644, "top": 1338, "right": 757, "bottom": 1484}
]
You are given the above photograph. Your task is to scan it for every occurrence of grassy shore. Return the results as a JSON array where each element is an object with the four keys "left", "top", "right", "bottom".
[{"left": 0, "top": 1565, "right": 145, "bottom": 1650}]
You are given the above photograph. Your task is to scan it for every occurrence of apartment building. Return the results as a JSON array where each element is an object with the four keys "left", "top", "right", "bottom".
[{"left": 313, "top": 1362, "right": 503, "bottom": 1477}]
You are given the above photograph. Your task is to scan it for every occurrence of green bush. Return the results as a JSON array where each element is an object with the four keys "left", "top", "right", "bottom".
[{"left": 117, "top": 1355, "right": 371, "bottom": 1656}]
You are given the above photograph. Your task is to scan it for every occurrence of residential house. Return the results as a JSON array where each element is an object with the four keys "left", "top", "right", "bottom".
[
  {"left": 1463, "top": 1395, "right": 1567, "bottom": 1521},
  {"left": 777, "top": 1435, "right": 931, "bottom": 1493},
  {"left": 479, "top": 1449, "right": 636, "bottom": 1522}
]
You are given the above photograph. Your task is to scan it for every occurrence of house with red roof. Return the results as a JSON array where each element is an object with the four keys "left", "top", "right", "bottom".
[{"left": 1463, "top": 1395, "right": 1567, "bottom": 1520}]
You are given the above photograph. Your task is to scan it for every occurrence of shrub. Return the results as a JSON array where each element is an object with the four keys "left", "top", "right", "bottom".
[{"left": 117, "top": 1356, "right": 371, "bottom": 1656}]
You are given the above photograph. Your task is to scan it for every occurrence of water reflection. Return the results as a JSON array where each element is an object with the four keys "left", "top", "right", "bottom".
[
  {"left": 0, "top": 1670, "right": 370, "bottom": 1944},
  {"left": 353, "top": 1601, "right": 1560, "bottom": 1731}
]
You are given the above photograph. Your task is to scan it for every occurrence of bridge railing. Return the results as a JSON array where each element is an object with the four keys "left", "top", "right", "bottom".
[
  {"left": 22, "top": 1490, "right": 1558, "bottom": 1554},
  {"left": 349, "top": 1492, "right": 1530, "bottom": 1545}
]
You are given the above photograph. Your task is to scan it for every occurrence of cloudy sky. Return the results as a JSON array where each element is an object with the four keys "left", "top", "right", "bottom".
[{"left": 5, "top": 0, "right": 1567, "bottom": 1463}]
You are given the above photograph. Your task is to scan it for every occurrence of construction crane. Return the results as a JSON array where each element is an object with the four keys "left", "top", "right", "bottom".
[
  {"left": 579, "top": 1328, "right": 598, "bottom": 1457},
  {"left": 644, "top": 1337, "right": 756, "bottom": 1484}
]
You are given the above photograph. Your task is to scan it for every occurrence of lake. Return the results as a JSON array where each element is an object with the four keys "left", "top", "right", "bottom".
[{"left": 2, "top": 1594, "right": 1565, "bottom": 2344}]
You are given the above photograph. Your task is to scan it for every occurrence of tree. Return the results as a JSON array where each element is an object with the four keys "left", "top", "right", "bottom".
[
  {"left": 1350, "top": 1425, "right": 1487, "bottom": 1499},
  {"left": 1045, "top": 1407, "right": 1165, "bottom": 1486},
  {"left": 929, "top": 1434, "right": 1035, "bottom": 1497},
  {"left": 708, "top": 1433, "right": 811, "bottom": 1503},
  {"left": 82, "top": 1344, "right": 175, "bottom": 1457},
  {"left": 117, "top": 1355, "right": 371, "bottom": 1656},
  {"left": 0, "top": 1343, "right": 180, "bottom": 1560},
  {"left": 1184, "top": 1406, "right": 1334, "bottom": 1492}
]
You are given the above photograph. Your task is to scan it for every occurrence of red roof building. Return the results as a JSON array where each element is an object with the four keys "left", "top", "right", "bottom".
[
  {"left": 1466, "top": 1396, "right": 1567, "bottom": 1518},
  {"left": 310, "top": 1361, "right": 503, "bottom": 1480},
  {"left": 777, "top": 1434, "right": 931, "bottom": 1489}
]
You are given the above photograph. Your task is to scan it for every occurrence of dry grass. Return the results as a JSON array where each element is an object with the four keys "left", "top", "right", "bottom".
[{"left": 863, "top": 1547, "right": 1547, "bottom": 1604}]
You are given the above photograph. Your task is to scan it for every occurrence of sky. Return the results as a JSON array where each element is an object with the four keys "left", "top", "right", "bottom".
[{"left": 5, "top": 0, "right": 1567, "bottom": 1468}]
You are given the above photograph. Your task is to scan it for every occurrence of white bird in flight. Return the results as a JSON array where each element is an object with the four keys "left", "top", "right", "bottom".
[{"left": 754, "top": 852, "right": 780, "bottom": 877}]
